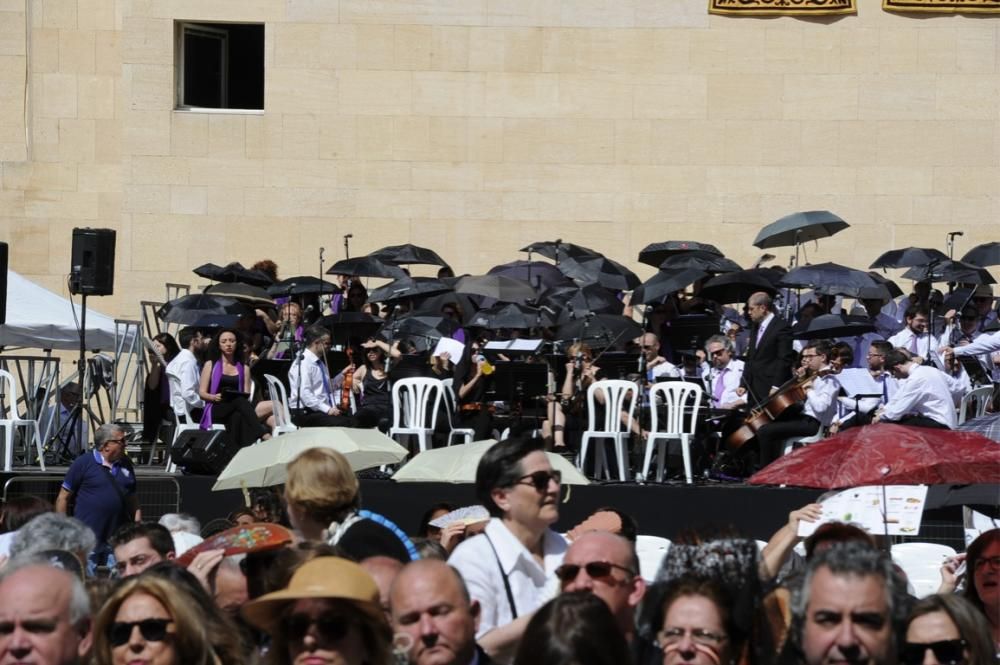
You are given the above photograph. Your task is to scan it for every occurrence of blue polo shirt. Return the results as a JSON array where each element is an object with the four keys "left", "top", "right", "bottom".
[{"left": 61, "top": 450, "right": 136, "bottom": 545}]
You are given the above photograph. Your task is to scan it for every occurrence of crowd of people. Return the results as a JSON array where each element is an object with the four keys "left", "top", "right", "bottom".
[{"left": 0, "top": 435, "right": 998, "bottom": 665}]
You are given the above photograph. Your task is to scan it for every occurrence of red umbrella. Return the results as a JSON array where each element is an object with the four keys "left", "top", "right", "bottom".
[{"left": 749, "top": 424, "right": 1000, "bottom": 489}]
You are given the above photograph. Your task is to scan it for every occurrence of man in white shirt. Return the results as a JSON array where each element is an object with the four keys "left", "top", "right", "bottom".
[
  {"left": 874, "top": 349, "right": 958, "bottom": 429},
  {"left": 287, "top": 324, "right": 354, "bottom": 427},
  {"left": 637, "top": 333, "right": 679, "bottom": 380},
  {"left": 832, "top": 340, "right": 898, "bottom": 430},
  {"left": 165, "top": 327, "right": 207, "bottom": 420},
  {"left": 702, "top": 334, "right": 745, "bottom": 410},
  {"left": 449, "top": 437, "right": 567, "bottom": 662},
  {"left": 887, "top": 305, "right": 942, "bottom": 366}
]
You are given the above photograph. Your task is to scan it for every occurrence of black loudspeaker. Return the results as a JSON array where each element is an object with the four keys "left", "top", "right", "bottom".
[
  {"left": 0, "top": 241, "right": 7, "bottom": 325},
  {"left": 70, "top": 228, "right": 116, "bottom": 296},
  {"left": 169, "top": 429, "right": 236, "bottom": 475}
]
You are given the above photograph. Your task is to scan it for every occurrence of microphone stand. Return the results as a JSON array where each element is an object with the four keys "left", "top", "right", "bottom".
[
  {"left": 318, "top": 248, "right": 326, "bottom": 314},
  {"left": 344, "top": 234, "right": 353, "bottom": 259}
]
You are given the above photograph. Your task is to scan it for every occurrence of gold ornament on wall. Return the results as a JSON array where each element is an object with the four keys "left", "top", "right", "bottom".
[
  {"left": 883, "top": 0, "right": 1000, "bottom": 12},
  {"left": 709, "top": 0, "right": 857, "bottom": 16}
]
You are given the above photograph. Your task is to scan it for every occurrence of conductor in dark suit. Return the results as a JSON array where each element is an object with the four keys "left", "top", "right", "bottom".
[{"left": 740, "top": 291, "right": 797, "bottom": 406}]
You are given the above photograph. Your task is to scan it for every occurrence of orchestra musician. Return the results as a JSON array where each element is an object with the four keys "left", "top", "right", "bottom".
[
  {"left": 266, "top": 302, "right": 305, "bottom": 359},
  {"left": 703, "top": 335, "right": 745, "bottom": 410},
  {"left": 288, "top": 325, "right": 356, "bottom": 427},
  {"left": 739, "top": 292, "right": 797, "bottom": 406},
  {"left": 541, "top": 342, "right": 601, "bottom": 451}
]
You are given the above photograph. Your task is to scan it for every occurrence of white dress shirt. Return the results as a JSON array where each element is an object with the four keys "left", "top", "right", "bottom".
[
  {"left": 288, "top": 348, "right": 335, "bottom": 413},
  {"left": 887, "top": 328, "right": 942, "bottom": 365},
  {"left": 165, "top": 349, "right": 204, "bottom": 416},
  {"left": 803, "top": 370, "right": 840, "bottom": 426},
  {"left": 834, "top": 368, "right": 898, "bottom": 425},
  {"left": 954, "top": 330, "right": 1000, "bottom": 357},
  {"left": 703, "top": 359, "right": 745, "bottom": 408},
  {"left": 880, "top": 364, "right": 958, "bottom": 429},
  {"left": 449, "top": 518, "right": 567, "bottom": 638}
]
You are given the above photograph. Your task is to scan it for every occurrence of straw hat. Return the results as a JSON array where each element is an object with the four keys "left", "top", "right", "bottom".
[{"left": 242, "top": 557, "right": 382, "bottom": 632}]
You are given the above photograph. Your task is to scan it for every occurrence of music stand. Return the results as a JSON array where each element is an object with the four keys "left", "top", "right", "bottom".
[
  {"left": 661, "top": 314, "right": 718, "bottom": 363},
  {"left": 388, "top": 354, "right": 429, "bottom": 383},
  {"left": 490, "top": 362, "right": 549, "bottom": 433},
  {"left": 251, "top": 359, "right": 292, "bottom": 395},
  {"left": 594, "top": 352, "right": 641, "bottom": 381}
]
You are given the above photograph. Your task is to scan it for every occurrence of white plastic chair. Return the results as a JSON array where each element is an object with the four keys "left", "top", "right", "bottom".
[
  {"left": 578, "top": 380, "right": 639, "bottom": 481},
  {"left": 264, "top": 374, "right": 298, "bottom": 436},
  {"left": 389, "top": 378, "right": 443, "bottom": 453},
  {"left": 641, "top": 382, "right": 703, "bottom": 484},
  {"left": 0, "top": 369, "right": 44, "bottom": 472},
  {"left": 781, "top": 425, "right": 825, "bottom": 457},
  {"left": 635, "top": 535, "right": 671, "bottom": 581},
  {"left": 440, "top": 378, "right": 474, "bottom": 446},
  {"left": 165, "top": 374, "right": 225, "bottom": 473},
  {"left": 958, "top": 385, "right": 993, "bottom": 425},
  {"left": 891, "top": 542, "right": 957, "bottom": 598}
]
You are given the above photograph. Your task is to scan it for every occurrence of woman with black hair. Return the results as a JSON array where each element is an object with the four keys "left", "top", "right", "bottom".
[
  {"left": 513, "top": 592, "right": 632, "bottom": 665},
  {"left": 198, "top": 328, "right": 268, "bottom": 448},
  {"left": 142, "top": 332, "right": 180, "bottom": 445}
]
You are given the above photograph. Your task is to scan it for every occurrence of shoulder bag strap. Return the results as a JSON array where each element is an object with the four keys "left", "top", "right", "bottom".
[
  {"left": 98, "top": 464, "right": 131, "bottom": 522},
  {"left": 483, "top": 532, "right": 517, "bottom": 619}
]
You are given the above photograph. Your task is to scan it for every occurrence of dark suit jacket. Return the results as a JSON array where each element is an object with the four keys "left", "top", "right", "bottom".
[{"left": 744, "top": 313, "right": 797, "bottom": 406}]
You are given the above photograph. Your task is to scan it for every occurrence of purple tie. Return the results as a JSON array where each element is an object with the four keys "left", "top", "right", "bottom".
[
  {"left": 909, "top": 334, "right": 918, "bottom": 354},
  {"left": 713, "top": 368, "right": 727, "bottom": 404}
]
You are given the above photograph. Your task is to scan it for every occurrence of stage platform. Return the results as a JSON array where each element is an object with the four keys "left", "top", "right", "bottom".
[{"left": 1, "top": 468, "right": 973, "bottom": 545}]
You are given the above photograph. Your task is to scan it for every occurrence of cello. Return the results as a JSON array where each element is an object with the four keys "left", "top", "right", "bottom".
[{"left": 726, "top": 367, "right": 835, "bottom": 450}]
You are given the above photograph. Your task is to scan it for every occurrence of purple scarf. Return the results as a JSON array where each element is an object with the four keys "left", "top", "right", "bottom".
[{"left": 199, "top": 360, "right": 245, "bottom": 429}]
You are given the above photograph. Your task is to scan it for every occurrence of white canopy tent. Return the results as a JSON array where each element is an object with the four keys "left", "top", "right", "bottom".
[{"left": 0, "top": 270, "right": 121, "bottom": 350}]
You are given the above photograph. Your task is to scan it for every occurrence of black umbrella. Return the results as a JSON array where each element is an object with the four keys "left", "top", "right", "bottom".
[
  {"left": 156, "top": 294, "right": 255, "bottom": 325},
  {"left": 753, "top": 210, "right": 849, "bottom": 249},
  {"left": 557, "top": 255, "right": 640, "bottom": 291},
  {"left": 961, "top": 242, "right": 1000, "bottom": 268},
  {"left": 368, "top": 277, "right": 452, "bottom": 304},
  {"left": 554, "top": 313, "right": 643, "bottom": 347},
  {"left": 538, "top": 284, "right": 624, "bottom": 320},
  {"left": 379, "top": 315, "right": 459, "bottom": 352},
  {"left": 467, "top": 303, "right": 555, "bottom": 330},
  {"left": 660, "top": 251, "right": 742, "bottom": 274},
  {"left": 205, "top": 282, "right": 274, "bottom": 307},
  {"left": 369, "top": 244, "right": 450, "bottom": 267},
  {"left": 866, "top": 272, "right": 904, "bottom": 299},
  {"left": 453, "top": 275, "right": 537, "bottom": 304},
  {"left": 487, "top": 260, "right": 574, "bottom": 291},
  {"left": 409, "top": 291, "right": 481, "bottom": 322},
  {"left": 193, "top": 262, "right": 274, "bottom": 287},
  {"left": 630, "top": 268, "right": 708, "bottom": 306},
  {"left": 699, "top": 270, "right": 778, "bottom": 305},
  {"left": 316, "top": 311, "right": 384, "bottom": 346},
  {"left": 638, "top": 241, "right": 723, "bottom": 268},
  {"left": 779, "top": 262, "right": 887, "bottom": 298},
  {"left": 326, "top": 256, "right": 408, "bottom": 280},
  {"left": 869, "top": 247, "right": 948, "bottom": 270},
  {"left": 902, "top": 260, "right": 996, "bottom": 285},
  {"left": 520, "top": 240, "right": 600, "bottom": 263},
  {"left": 267, "top": 276, "right": 341, "bottom": 296},
  {"left": 791, "top": 313, "right": 876, "bottom": 340}
]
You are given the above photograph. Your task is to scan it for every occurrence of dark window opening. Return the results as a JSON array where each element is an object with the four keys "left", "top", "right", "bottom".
[{"left": 177, "top": 22, "right": 264, "bottom": 111}]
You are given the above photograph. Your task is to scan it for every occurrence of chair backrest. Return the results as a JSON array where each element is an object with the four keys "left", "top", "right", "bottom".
[
  {"left": 264, "top": 374, "right": 294, "bottom": 429},
  {"left": 635, "top": 534, "right": 671, "bottom": 581},
  {"left": 0, "top": 369, "right": 20, "bottom": 420},
  {"left": 391, "top": 378, "right": 443, "bottom": 431},
  {"left": 586, "top": 380, "right": 638, "bottom": 433},
  {"left": 648, "top": 382, "right": 704, "bottom": 436},
  {"left": 440, "top": 377, "right": 459, "bottom": 413},
  {"left": 958, "top": 385, "right": 993, "bottom": 424},
  {"left": 166, "top": 373, "right": 195, "bottom": 426}
]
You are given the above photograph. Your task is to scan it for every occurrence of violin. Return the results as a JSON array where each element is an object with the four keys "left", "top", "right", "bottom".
[
  {"left": 341, "top": 347, "right": 354, "bottom": 413},
  {"left": 727, "top": 367, "right": 835, "bottom": 450}
]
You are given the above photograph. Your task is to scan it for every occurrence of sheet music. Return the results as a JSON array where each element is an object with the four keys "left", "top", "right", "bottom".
[
  {"left": 484, "top": 338, "right": 544, "bottom": 353},
  {"left": 432, "top": 336, "right": 465, "bottom": 360}
]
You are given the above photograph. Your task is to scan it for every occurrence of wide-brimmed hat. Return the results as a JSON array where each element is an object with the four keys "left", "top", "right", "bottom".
[{"left": 242, "top": 557, "right": 382, "bottom": 632}]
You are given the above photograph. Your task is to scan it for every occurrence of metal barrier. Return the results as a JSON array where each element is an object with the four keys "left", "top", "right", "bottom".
[{"left": 2, "top": 474, "right": 182, "bottom": 523}]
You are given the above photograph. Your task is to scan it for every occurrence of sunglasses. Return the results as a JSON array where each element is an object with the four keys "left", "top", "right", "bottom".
[
  {"left": 555, "top": 560, "right": 635, "bottom": 583},
  {"left": 284, "top": 614, "right": 351, "bottom": 643},
  {"left": 974, "top": 555, "right": 1000, "bottom": 571},
  {"left": 515, "top": 469, "right": 561, "bottom": 491},
  {"left": 108, "top": 619, "right": 173, "bottom": 647},
  {"left": 900, "top": 639, "right": 966, "bottom": 665}
]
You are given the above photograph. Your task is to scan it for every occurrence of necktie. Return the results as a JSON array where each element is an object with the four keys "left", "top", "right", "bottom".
[
  {"left": 881, "top": 374, "right": 888, "bottom": 402},
  {"left": 320, "top": 360, "right": 333, "bottom": 404},
  {"left": 713, "top": 368, "right": 727, "bottom": 405},
  {"left": 909, "top": 334, "right": 919, "bottom": 354},
  {"left": 756, "top": 324, "right": 766, "bottom": 346},
  {"left": 853, "top": 338, "right": 863, "bottom": 368}
]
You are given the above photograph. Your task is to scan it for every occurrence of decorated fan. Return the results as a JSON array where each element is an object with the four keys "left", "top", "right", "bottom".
[{"left": 176, "top": 523, "right": 293, "bottom": 567}]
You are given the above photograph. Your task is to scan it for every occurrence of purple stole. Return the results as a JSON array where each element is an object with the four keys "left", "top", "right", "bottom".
[{"left": 199, "top": 360, "right": 245, "bottom": 429}]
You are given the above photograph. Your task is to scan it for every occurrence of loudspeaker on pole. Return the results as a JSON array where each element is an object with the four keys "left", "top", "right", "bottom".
[{"left": 70, "top": 228, "right": 116, "bottom": 296}]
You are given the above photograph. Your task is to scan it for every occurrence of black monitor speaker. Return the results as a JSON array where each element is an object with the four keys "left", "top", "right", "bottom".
[
  {"left": 70, "top": 228, "right": 116, "bottom": 296},
  {"left": 169, "top": 429, "right": 236, "bottom": 475},
  {"left": 0, "top": 241, "right": 7, "bottom": 324}
]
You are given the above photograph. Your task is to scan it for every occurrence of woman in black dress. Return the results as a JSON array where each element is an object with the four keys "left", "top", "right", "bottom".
[
  {"left": 198, "top": 328, "right": 268, "bottom": 447},
  {"left": 350, "top": 341, "right": 392, "bottom": 430}
]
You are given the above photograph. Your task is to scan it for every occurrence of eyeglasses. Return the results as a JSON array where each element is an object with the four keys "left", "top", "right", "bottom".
[
  {"left": 108, "top": 619, "right": 173, "bottom": 647},
  {"left": 514, "top": 469, "right": 561, "bottom": 491},
  {"left": 900, "top": 639, "right": 966, "bottom": 665},
  {"left": 709, "top": 349, "right": 726, "bottom": 357},
  {"left": 105, "top": 437, "right": 127, "bottom": 446},
  {"left": 656, "top": 627, "right": 728, "bottom": 649},
  {"left": 974, "top": 555, "right": 1000, "bottom": 571},
  {"left": 284, "top": 613, "right": 352, "bottom": 643},
  {"left": 555, "top": 560, "right": 636, "bottom": 583}
]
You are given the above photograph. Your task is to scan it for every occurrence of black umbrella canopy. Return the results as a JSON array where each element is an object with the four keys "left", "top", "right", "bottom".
[
  {"left": 267, "top": 276, "right": 341, "bottom": 296},
  {"left": 869, "top": 247, "right": 948, "bottom": 270},
  {"left": 557, "top": 255, "right": 640, "bottom": 291},
  {"left": 193, "top": 262, "right": 274, "bottom": 287},
  {"left": 467, "top": 303, "right": 555, "bottom": 330},
  {"left": 902, "top": 260, "right": 996, "bottom": 285},
  {"left": 378, "top": 314, "right": 460, "bottom": 352},
  {"left": 368, "top": 277, "right": 452, "bottom": 304},
  {"left": 753, "top": 210, "right": 849, "bottom": 249},
  {"left": 631, "top": 268, "right": 708, "bottom": 306},
  {"left": 961, "top": 242, "right": 1000, "bottom": 268},
  {"left": 638, "top": 241, "right": 723, "bottom": 268},
  {"left": 554, "top": 313, "right": 643, "bottom": 347},
  {"left": 791, "top": 313, "right": 876, "bottom": 340},
  {"left": 316, "top": 311, "right": 384, "bottom": 345},
  {"left": 369, "top": 244, "right": 450, "bottom": 267},
  {"left": 659, "top": 251, "right": 742, "bottom": 274},
  {"left": 538, "top": 284, "right": 624, "bottom": 320},
  {"left": 205, "top": 282, "right": 274, "bottom": 307},
  {"left": 453, "top": 274, "right": 537, "bottom": 305},
  {"left": 327, "top": 256, "right": 408, "bottom": 280},
  {"left": 699, "top": 270, "right": 778, "bottom": 305},
  {"left": 520, "top": 240, "right": 600, "bottom": 263},
  {"left": 779, "top": 262, "right": 888, "bottom": 298},
  {"left": 865, "top": 272, "right": 904, "bottom": 299},
  {"left": 156, "top": 294, "right": 255, "bottom": 325},
  {"left": 487, "top": 260, "right": 575, "bottom": 291}
]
